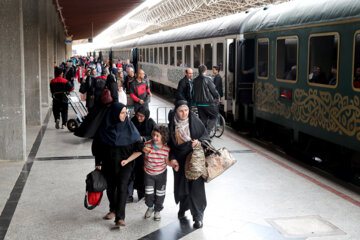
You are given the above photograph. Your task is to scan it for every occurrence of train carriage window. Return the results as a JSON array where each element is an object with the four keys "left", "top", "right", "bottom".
[
  {"left": 276, "top": 36, "right": 298, "bottom": 81},
  {"left": 176, "top": 47, "right": 182, "bottom": 67},
  {"left": 177, "top": 46, "right": 182, "bottom": 67},
  {"left": 308, "top": 33, "right": 339, "bottom": 86},
  {"left": 164, "top": 47, "right": 168, "bottom": 65},
  {"left": 185, "top": 45, "right": 190, "bottom": 68},
  {"left": 170, "top": 46, "right": 175, "bottom": 66},
  {"left": 146, "top": 48, "right": 149, "bottom": 63},
  {"left": 154, "top": 48, "right": 158, "bottom": 64},
  {"left": 150, "top": 48, "right": 153, "bottom": 63},
  {"left": 257, "top": 38, "right": 269, "bottom": 79},
  {"left": 159, "top": 47, "right": 163, "bottom": 64},
  {"left": 204, "top": 43, "right": 213, "bottom": 70},
  {"left": 193, "top": 44, "right": 201, "bottom": 68},
  {"left": 353, "top": 32, "right": 360, "bottom": 89},
  {"left": 217, "top": 42, "right": 224, "bottom": 71}
]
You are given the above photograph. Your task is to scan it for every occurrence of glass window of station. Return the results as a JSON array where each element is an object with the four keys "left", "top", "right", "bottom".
[
  {"left": 177, "top": 46, "right": 182, "bottom": 67},
  {"left": 164, "top": 47, "right": 168, "bottom": 65},
  {"left": 204, "top": 43, "right": 213, "bottom": 70},
  {"left": 170, "top": 46, "right": 175, "bottom": 66},
  {"left": 354, "top": 32, "right": 360, "bottom": 89},
  {"left": 308, "top": 33, "right": 339, "bottom": 86},
  {"left": 276, "top": 37, "right": 298, "bottom": 81},
  {"left": 150, "top": 48, "right": 153, "bottom": 63},
  {"left": 257, "top": 39, "right": 269, "bottom": 78},
  {"left": 146, "top": 48, "right": 149, "bottom": 63},
  {"left": 185, "top": 45, "right": 190, "bottom": 68},
  {"left": 193, "top": 44, "right": 201, "bottom": 68},
  {"left": 217, "top": 42, "right": 224, "bottom": 71},
  {"left": 159, "top": 47, "right": 163, "bottom": 64}
]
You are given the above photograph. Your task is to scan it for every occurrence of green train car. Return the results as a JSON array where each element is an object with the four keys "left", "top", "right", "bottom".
[{"left": 241, "top": 0, "right": 360, "bottom": 169}]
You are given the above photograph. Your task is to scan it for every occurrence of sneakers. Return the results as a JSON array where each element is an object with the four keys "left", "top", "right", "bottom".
[
  {"left": 144, "top": 207, "right": 154, "bottom": 219},
  {"left": 55, "top": 119, "right": 60, "bottom": 129},
  {"left": 154, "top": 211, "right": 161, "bottom": 221},
  {"left": 103, "top": 212, "right": 115, "bottom": 220},
  {"left": 115, "top": 219, "right": 126, "bottom": 226},
  {"left": 61, "top": 125, "right": 65, "bottom": 129}
]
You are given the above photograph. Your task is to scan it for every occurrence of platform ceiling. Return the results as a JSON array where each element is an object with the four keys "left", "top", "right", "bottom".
[{"left": 57, "top": 0, "right": 145, "bottom": 40}]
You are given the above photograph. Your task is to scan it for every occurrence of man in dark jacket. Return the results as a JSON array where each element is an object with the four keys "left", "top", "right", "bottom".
[
  {"left": 123, "top": 67, "right": 135, "bottom": 94},
  {"left": 193, "top": 65, "right": 220, "bottom": 133},
  {"left": 212, "top": 66, "right": 223, "bottom": 98},
  {"left": 63, "top": 61, "right": 75, "bottom": 87},
  {"left": 50, "top": 67, "right": 74, "bottom": 129},
  {"left": 176, "top": 68, "right": 194, "bottom": 106}
]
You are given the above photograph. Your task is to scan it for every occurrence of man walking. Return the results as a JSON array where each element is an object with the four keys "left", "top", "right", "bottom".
[
  {"left": 129, "top": 69, "right": 151, "bottom": 112},
  {"left": 50, "top": 67, "right": 74, "bottom": 129},
  {"left": 176, "top": 68, "right": 194, "bottom": 107},
  {"left": 193, "top": 65, "right": 220, "bottom": 134}
]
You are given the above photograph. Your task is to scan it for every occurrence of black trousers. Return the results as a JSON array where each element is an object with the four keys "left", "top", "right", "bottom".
[
  {"left": 144, "top": 170, "right": 167, "bottom": 212},
  {"left": 52, "top": 100, "right": 68, "bottom": 125},
  {"left": 104, "top": 161, "right": 134, "bottom": 221},
  {"left": 179, "top": 177, "right": 206, "bottom": 222},
  {"left": 197, "top": 104, "right": 218, "bottom": 134}
]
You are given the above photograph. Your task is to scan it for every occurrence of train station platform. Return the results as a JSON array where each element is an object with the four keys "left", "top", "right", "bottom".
[{"left": 1, "top": 94, "right": 360, "bottom": 240}]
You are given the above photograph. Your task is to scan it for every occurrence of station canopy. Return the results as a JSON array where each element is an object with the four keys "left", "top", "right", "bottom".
[{"left": 93, "top": 0, "right": 290, "bottom": 46}]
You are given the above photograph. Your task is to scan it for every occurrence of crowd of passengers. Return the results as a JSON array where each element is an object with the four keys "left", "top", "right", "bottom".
[{"left": 50, "top": 56, "right": 224, "bottom": 229}]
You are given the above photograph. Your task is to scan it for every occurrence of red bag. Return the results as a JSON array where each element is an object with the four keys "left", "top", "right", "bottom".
[
  {"left": 84, "top": 192, "right": 103, "bottom": 210},
  {"left": 101, "top": 88, "right": 113, "bottom": 105},
  {"left": 88, "top": 192, "right": 102, "bottom": 205}
]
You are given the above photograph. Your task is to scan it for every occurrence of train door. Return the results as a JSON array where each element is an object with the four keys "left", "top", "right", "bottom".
[
  {"left": 237, "top": 38, "right": 255, "bottom": 124},
  {"left": 225, "top": 39, "right": 236, "bottom": 118},
  {"left": 109, "top": 49, "right": 113, "bottom": 66},
  {"left": 132, "top": 48, "right": 139, "bottom": 73}
]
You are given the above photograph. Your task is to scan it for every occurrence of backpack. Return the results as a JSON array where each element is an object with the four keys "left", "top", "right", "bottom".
[{"left": 84, "top": 169, "right": 107, "bottom": 210}]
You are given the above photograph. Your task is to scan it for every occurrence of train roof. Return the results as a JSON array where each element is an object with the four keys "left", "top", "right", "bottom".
[
  {"left": 244, "top": 0, "right": 360, "bottom": 33},
  {"left": 111, "top": 10, "right": 254, "bottom": 49}
]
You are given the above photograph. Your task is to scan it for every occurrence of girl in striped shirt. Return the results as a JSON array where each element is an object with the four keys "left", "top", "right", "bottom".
[{"left": 143, "top": 125, "right": 171, "bottom": 221}]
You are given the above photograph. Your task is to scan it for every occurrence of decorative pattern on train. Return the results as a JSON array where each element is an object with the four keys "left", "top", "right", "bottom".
[
  {"left": 141, "top": 64, "right": 162, "bottom": 79},
  {"left": 255, "top": 82, "right": 360, "bottom": 140}
]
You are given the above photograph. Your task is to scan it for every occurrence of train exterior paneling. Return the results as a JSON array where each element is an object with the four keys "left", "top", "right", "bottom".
[
  {"left": 245, "top": 6, "right": 360, "bottom": 152},
  {"left": 136, "top": 36, "right": 229, "bottom": 103}
]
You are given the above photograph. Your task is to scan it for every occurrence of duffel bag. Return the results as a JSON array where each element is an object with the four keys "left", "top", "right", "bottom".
[{"left": 202, "top": 141, "right": 236, "bottom": 183}]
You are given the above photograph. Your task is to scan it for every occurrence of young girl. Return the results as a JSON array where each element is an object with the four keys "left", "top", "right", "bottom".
[{"left": 143, "top": 125, "right": 171, "bottom": 221}]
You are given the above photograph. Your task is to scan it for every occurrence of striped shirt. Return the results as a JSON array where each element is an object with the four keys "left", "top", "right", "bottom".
[{"left": 144, "top": 140, "right": 170, "bottom": 175}]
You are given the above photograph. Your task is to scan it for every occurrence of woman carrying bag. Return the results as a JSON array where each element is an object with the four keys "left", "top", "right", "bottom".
[
  {"left": 93, "top": 102, "right": 143, "bottom": 227},
  {"left": 168, "top": 100, "right": 210, "bottom": 229}
]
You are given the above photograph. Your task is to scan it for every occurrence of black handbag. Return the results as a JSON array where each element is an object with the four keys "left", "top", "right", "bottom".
[{"left": 84, "top": 169, "right": 107, "bottom": 210}]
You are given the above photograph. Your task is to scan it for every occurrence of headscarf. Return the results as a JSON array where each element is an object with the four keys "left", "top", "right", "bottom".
[
  {"left": 174, "top": 100, "right": 191, "bottom": 142},
  {"left": 99, "top": 102, "right": 141, "bottom": 146},
  {"left": 131, "top": 105, "right": 152, "bottom": 136}
]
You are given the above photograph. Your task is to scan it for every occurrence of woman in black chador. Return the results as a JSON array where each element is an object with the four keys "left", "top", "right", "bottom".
[
  {"left": 92, "top": 102, "right": 143, "bottom": 227},
  {"left": 168, "top": 100, "right": 210, "bottom": 229}
]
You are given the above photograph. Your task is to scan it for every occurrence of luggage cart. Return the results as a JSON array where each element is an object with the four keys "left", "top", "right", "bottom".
[{"left": 66, "top": 92, "right": 88, "bottom": 132}]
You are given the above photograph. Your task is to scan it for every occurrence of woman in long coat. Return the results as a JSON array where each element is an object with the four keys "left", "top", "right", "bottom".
[
  {"left": 93, "top": 102, "right": 143, "bottom": 227},
  {"left": 168, "top": 100, "right": 210, "bottom": 229}
]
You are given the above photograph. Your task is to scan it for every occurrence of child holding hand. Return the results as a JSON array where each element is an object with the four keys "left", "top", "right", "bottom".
[{"left": 143, "top": 125, "right": 172, "bottom": 221}]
